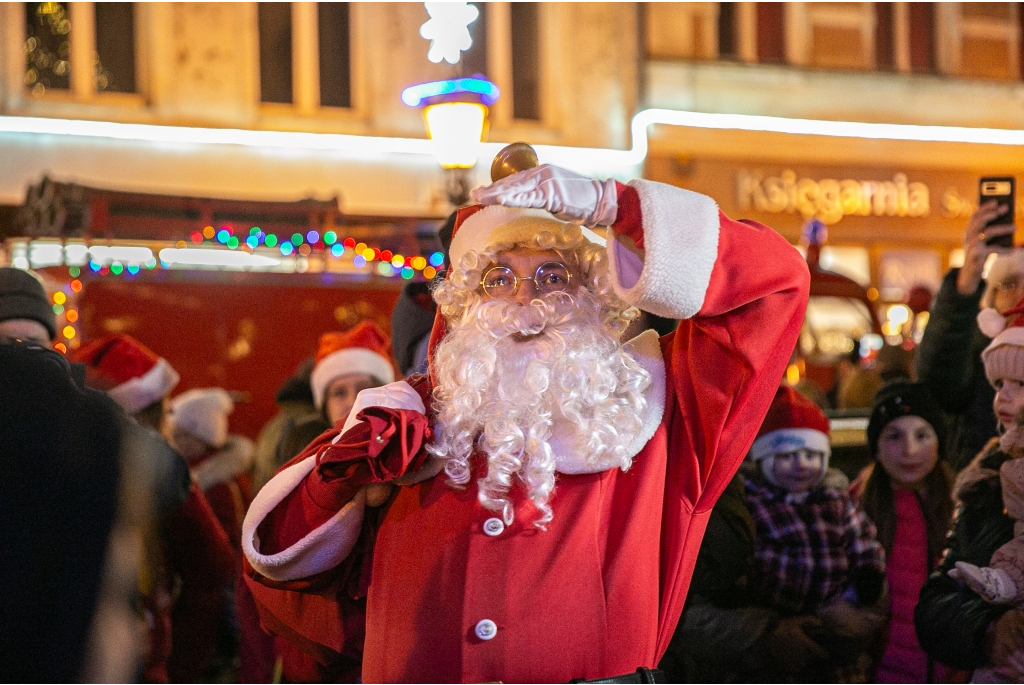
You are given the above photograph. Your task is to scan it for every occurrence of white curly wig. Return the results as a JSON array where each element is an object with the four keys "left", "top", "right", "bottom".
[{"left": 428, "top": 219, "right": 650, "bottom": 527}]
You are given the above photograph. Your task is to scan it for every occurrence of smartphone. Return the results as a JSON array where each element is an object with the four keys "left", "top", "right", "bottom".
[{"left": 980, "top": 177, "right": 1015, "bottom": 247}]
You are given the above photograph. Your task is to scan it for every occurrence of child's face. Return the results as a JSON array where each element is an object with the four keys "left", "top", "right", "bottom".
[
  {"left": 876, "top": 415, "right": 939, "bottom": 487},
  {"left": 771, "top": 449, "right": 825, "bottom": 493},
  {"left": 994, "top": 377, "right": 1024, "bottom": 433}
]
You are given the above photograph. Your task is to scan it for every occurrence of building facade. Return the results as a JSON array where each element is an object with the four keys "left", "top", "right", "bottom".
[{"left": 2, "top": 2, "right": 1024, "bottom": 420}]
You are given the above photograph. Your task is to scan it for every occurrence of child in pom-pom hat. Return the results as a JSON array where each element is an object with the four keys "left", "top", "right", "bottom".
[
  {"left": 744, "top": 386, "right": 887, "bottom": 679},
  {"left": 950, "top": 298, "right": 1024, "bottom": 609}
]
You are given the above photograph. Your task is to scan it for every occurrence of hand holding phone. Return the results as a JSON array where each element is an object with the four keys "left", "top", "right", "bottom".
[
  {"left": 956, "top": 182, "right": 1017, "bottom": 296},
  {"left": 980, "top": 177, "right": 1016, "bottom": 248}
]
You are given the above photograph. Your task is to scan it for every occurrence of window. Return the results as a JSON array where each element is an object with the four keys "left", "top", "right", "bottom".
[
  {"left": 24, "top": 1, "right": 71, "bottom": 95},
  {"left": 510, "top": 2, "right": 540, "bottom": 121},
  {"left": 756, "top": 2, "right": 785, "bottom": 64},
  {"left": 795, "top": 2, "right": 875, "bottom": 70},
  {"left": 874, "top": 2, "right": 895, "bottom": 70},
  {"left": 258, "top": 2, "right": 293, "bottom": 104},
  {"left": 94, "top": 2, "right": 136, "bottom": 93},
  {"left": 908, "top": 2, "right": 935, "bottom": 73},
  {"left": 644, "top": 3, "right": 719, "bottom": 60},
  {"left": 318, "top": 2, "right": 350, "bottom": 108},
  {"left": 956, "top": 3, "right": 1019, "bottom": 80},
  {"left": 259, "top": 3, "right": 356, "bottom": 111},
  {"left": 717, "top": 2, "right": 737, "bottom": 60}
]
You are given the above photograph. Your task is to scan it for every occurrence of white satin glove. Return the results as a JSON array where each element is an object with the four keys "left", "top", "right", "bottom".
[{"left": 470, "top": 164, "right": 619, "bottom": 227}]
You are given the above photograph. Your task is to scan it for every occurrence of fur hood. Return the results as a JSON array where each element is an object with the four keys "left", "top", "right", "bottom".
[
  {"left": 954, "top": 438, "right": 1012, "bottom": 507},
  {"left": 193, "top": 435, "right": 254, "bottom": 491}
]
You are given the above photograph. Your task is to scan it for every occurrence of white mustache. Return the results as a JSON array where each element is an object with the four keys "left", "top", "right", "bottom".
[{"left": 469, "top": 292, "right": 579, "bottom": 339}]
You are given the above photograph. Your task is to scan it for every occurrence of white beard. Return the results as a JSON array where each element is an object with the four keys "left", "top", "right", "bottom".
[{"left": 428, "top": 289, "right": 651, "bottom": 527}]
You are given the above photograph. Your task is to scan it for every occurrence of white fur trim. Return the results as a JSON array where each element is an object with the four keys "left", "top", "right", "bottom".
[
  {"left": 978, "top": 308, "right": 1009, "bottom": 339},
  {"left": 607, "top": 179, "right": 720, "bottom": 319},
  {"left": 169, "top": 388, "right": 233, "bottom": 448},
  {"left": 193, "top": 436, "right": 255, "bottom": 491},
  {"left": 982, "top": 250, "right": 1024, "bottom": 309},
  {"left": 108, "top": 358, "right": 180, "bottom": 416},
  {"left": 242, "top": 456, "right": 368, "bottom": 582},
  {"left": 552, "top": 329, "right": 666, "bottom": 474},
  {"left": 311, "top": 348, "right": 396, "bottom": 408},
  {"left": 750, "top": 428, "right": 832, "bottom": 462},
  {"left": 337, "top": 380, "right": 427, "bottom": 435},
  {"left": 449, "top": 206, "right": 604, "bottom": 268}
]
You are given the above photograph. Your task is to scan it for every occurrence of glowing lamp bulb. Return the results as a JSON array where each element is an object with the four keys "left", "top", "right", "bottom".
[{"left": 424, "top": 102, "right": 487, "bottom": 169}]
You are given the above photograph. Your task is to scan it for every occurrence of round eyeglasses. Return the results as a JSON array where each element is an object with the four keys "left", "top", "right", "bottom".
[{"left": 480, "top": 262, "right": 573, "bottom": 299}]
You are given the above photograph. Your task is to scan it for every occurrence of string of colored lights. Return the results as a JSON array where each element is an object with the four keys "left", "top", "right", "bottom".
[
  {"left": 51, "top": 264, "right": 84, "bottom": 353},
  {"left": 188, "top": 224, "right": 446, "bottom": 280},
  {"left": 37, "top": 225, "right": 447, "bottom": 350}
]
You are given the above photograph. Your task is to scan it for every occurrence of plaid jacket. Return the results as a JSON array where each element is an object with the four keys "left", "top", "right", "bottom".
[{"left": 745, "top": 479, "right": 886, "bottom": 614}]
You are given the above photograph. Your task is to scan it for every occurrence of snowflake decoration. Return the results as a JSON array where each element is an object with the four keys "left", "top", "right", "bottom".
[{"left": 420, "top": 2, "right": 479, "bottom": 65}]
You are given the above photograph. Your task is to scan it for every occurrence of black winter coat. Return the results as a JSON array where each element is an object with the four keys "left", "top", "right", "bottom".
[
  {"left": 915, "top": 268, "right": 997, "bottom": 470},
  {"left": 915, "top": 442, "right": 1016, "bottom": 671}
]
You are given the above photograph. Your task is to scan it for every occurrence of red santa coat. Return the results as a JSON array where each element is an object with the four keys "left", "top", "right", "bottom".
[{"left": 243, "top": 180, "right": 809, "bottom": 683}]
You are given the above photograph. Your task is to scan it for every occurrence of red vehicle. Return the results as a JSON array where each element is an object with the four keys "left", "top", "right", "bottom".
[{"left": 6, "top": 178, "right": 441, "bottom": 438}]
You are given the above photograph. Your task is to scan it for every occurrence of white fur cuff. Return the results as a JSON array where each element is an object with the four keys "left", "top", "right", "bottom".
[
  {"left": 607, "top": 179, "right": 720, "bottom": 319},
  {"left": 242, "top": 456, "right": 367, "bottom": 582}
]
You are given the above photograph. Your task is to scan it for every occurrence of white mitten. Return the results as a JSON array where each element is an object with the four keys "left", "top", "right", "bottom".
[
  {"left": 470, "top": 164, "right": 619, "bottom": 227},
  {"left": 950, "top": 561, "right": 1018, "bottom": 604}
]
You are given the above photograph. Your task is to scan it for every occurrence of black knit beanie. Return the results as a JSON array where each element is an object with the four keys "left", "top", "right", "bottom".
[
  {"left": 867, "top": 381, "right": 946, "bottom": 459},
  {"left": 0, "top": 267, "right": 56, "bottom": 340}
]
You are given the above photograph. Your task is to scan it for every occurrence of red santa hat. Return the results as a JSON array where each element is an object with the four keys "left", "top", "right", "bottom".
[
  {"left": 168, "top": 388, "right": 233, "bottom": 448},
  {"left": 310, "top": 321, "right": 395, "bottom": 408},
  {"left": 979, "top": 297, "right": 1024, "bottom": 384},
  {"left": 71, "top": 334, "right": 180, "bottom": 415},
  {"left": 749, "top": 386, "right": 832, "bottom": 481},
  {"left": 447, "top": 204, "right": 606, "bottom": 269}
]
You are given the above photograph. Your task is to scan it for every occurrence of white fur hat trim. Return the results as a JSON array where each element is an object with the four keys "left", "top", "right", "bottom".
[
  {"left": 750, "top": 427, "right": 831, "bottom": 462},
  {"left": 449, "top": 206, "right": 605, "bottom": 268},
  {"left": 107, "top": 357, "right": 180, "bottom": 416},
  {"left": 169, "top": 388, "right": 234, "bottom": 448},
  {"left": 311, "top": 348, "right": 396, "bottom": 408},
  {"left": 978, "top": 307, "right": 1008, "bottom": 339}
]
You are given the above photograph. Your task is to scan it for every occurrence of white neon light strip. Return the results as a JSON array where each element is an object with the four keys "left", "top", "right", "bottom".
[
  {"left": 3, "top": 110, "right": 1024, "bottom": 171},
  {"left": 158, "top": 247, "right": 281, "bottom": 269}
]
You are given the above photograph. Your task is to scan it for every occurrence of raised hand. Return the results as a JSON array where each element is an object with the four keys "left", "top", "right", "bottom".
[{"left": 470, "top": 164, "right": 619, "bottom": 227}]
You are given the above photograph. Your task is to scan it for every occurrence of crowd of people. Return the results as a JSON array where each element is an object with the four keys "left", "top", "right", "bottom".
[{"left": 3, "top": 167, "right": 1024, "bottom": 684}]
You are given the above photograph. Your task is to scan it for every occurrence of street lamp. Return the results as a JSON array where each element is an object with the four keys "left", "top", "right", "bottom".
[{"left": 402, "top": 77, "right": 500, "bottom": 206}]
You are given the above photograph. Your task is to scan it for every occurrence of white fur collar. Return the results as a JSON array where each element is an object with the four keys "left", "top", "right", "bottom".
[
  {"left": 192, "top": 435, "right": 255, "bottom": 491},
  {"left": 551, "top": 329, "right": 666, "bottom": 475}
]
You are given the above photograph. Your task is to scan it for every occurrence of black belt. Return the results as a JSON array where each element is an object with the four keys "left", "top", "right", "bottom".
[{"left": 569, "top": 667, "right": 665, "bottom": 684}]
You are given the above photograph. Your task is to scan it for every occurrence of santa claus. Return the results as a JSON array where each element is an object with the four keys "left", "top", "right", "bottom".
[{"left": 242, "top": 164, "right": 809, "bottom": 683}]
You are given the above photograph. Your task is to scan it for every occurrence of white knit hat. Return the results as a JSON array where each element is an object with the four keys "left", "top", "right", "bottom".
[{"left": 168, "top": 388, "right": 234, "bottom": 448}]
